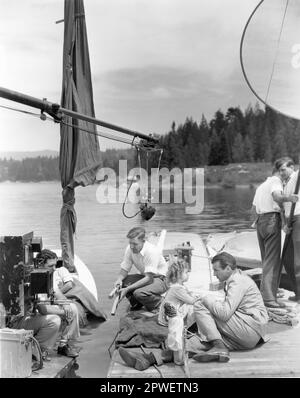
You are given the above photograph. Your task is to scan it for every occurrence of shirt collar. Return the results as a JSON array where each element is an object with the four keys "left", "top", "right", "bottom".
[
  {"left": 224, "top": 268, "right": 240, "bottom": 288},
  {"left": 139, "top": 241, "right": 148, "bottom": 256},
  {"left": 284, "top": 171, "right": 296, "bottom": 187}
]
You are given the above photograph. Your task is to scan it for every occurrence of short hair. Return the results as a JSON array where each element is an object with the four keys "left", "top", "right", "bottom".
[
  {"left": 126, "top": 227, "right": 146, "bottom": 240},
  {"left": 271, "top": 167, "right": 278, "bottom": 176},
  {"left": 36, "top": 249, "right": 57, "bottom": 266},
  {"left": 166, "top": 259, "right": 189, "bottom": 285},
  {"left": 211, "top": 252, "right": 237, "bottom": 270},
  {"left": 274, "top": 157, "right": 294, "bottom": 171}
]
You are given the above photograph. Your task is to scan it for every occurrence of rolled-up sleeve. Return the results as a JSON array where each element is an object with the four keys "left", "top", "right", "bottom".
[
  {"left": 270, "top": 179, "right": 283, "bottom": 194},
  {"left": 201, "top": 279, "right": 246, "bottom": 322},
  {"left": 120, "top": 246, "right": 133, "bottom": 272}
]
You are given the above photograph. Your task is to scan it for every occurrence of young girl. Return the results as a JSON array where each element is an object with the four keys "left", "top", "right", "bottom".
[{"left": 158, "top": 259, "right": 200, "bottom": 364}]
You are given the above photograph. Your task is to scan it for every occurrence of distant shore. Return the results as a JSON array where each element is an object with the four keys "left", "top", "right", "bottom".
[
  {"left": 203, "top": 162, "right": 273, "bottom": 189},
  {"left": 0, "top": 162, "right": 278, "bottom": 186}
]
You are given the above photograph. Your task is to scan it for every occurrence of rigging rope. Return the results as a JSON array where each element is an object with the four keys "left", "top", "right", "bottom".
[
  {"left": 0, "top": 103, "right": 145, "bottom": 147},
  {"left": 265, "top": 0, "right": 289, "bottom": 104},
  {"left": 0, "top": 104, "right": 45, "bottom": 119},
  {"left": 240, "top": 0, "right": 290, "bottom": 109},
  {"left": 60, "top": 119, "right": 139, "bottom": 146},
  {"left": 1, "top": 101, "right": 163, "bottom": 220}
]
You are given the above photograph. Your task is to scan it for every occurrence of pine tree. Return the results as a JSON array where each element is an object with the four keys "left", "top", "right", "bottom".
[
  {"left": 243, "top": 135, "right": 254, "bottom": 162},
  {"left": 208, "top": 129, "right": 221, "bottom": 165},
  {"left": 272, "top": 129, "right": 288, "bottom": 161},
  {"left": 232, "top": 133, "right": 244, "bottom": 162}
]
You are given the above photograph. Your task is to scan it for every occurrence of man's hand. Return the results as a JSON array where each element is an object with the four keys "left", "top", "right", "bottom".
[
  {"left": 288, "top": 194, "right": 298, "bottom": 203},
  {"left": 283, "top": 225, "right": 292, "bottom": 235},
  {"left": 119, "top": 287, "right": 129, "bottom": 302},
  {"left": 62, "top": 304, "right": 74, "bottom": 323},
  {"left": 114, "top": 279, "right": 123, "bottom": 288}
]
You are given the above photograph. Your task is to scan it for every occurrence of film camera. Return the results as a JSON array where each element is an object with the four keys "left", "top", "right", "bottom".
[
  {"left": 163, "top": 241, "right": 194, "bottom": 271},
  {"left": 0, "top": 232, "right": 58, "bottom": 324}
]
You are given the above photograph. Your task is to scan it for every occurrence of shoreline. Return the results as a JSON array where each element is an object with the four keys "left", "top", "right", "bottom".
[{"left": 0, "top": 162, "right": 277, "bottom": 187}]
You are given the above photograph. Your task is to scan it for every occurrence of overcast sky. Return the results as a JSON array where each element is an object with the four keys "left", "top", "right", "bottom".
[{"left": 0, "top": 0, "right": 271, "bottom": 152}]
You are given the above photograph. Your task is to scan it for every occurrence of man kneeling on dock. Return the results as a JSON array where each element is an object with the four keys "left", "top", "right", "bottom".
[
  {"left": 118, "top": 252, "right": 269, "bottom": 369},
  {"left": 113, "top": 227, "right": 168, "bottom": 312}
]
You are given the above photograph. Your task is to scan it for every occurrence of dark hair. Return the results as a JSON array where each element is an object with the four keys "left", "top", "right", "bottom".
[
  {"left": 211, "top": 252, "right": 236, "bottom": 270},
  {"left": 166, "top": 259, "right": 189, "bottom": 285},
  {"left": 126, "top": 227, "right": 146, "bottom": 240},
  {"left": 274, "top": 157, "right": 294, "bottom": 171},
  {"left": 36, "top": 249, "right": 57, "bottom": 266}
]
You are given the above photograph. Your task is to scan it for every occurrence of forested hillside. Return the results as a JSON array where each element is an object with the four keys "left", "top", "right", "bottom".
[{"left": 1, "top": 103, "right": 299, "bottom": 182}]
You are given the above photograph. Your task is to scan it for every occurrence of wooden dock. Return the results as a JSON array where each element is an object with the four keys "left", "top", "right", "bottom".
[
  {"left": 107, "top": 231, "right": 300, "bottom": 378},
  {"left": 30, "top": 355, "right": 76, "bottom": 378},
  {"left": 108, "top": 320, "right": 300, "bottom": 378}
]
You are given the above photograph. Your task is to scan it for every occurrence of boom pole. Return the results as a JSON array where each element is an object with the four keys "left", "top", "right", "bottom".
[{"left": 0, "top": 86, "right": 159, "bottom": 144}]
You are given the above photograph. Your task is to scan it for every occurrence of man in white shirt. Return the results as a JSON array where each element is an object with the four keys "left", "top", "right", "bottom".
[
  {"left": 252, "top": 157, "right": 298, "bottom": 308},
  {"left": 35, "top": 250, "right": 80, "bottom": 358},
  {"left": 283, "top": 160, "right": 300, "bottom": 303},
  {"left": 114, "top": 227, "right": 168, "bottom": 311}
]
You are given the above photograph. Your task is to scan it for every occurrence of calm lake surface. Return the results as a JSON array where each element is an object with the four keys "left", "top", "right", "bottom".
[{"left": 0, "top": 181, "right": 256, "bottom": 377}]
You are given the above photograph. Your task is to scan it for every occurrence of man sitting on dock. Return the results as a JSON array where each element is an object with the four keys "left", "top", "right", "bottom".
[
  {"left": 190, "top": 252, "right": 269, "bottom": 362},
  {"left": 118, "top": 252, "right": 269, "bottom": 369},
  {"left": 12, "top": 308, "right": 62, "bottom": 362},
  {"left": 113, "top": 227, "right": 168, "bottom": 312},
  {"left": 34, "top": 249, "right": 80, "bottom": 358}
]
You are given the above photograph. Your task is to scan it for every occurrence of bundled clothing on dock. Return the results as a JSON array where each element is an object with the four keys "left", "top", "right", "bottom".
[
  {"left": 115, "top": 311, "right": 168, "bottom": 348},
  {"left": 64, "top": 277, "right": 107, "bottom": 327}
]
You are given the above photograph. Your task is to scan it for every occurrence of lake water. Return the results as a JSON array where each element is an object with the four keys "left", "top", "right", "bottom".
[{"left": 0, "top": 181, "right": 256, "bottom": 377}]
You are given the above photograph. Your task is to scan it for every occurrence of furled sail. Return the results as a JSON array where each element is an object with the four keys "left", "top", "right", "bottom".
[
  {"left": 60, "top": 0, "right": 101, "bottom": 271},
  {"left": 241, "top": 0, "right": 300, "bottom": 120}
]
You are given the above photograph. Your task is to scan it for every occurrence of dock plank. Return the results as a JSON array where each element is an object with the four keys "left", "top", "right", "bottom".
[
  {"left": 108, "top": 322, "right": 300, "bottom": 378},
  {"left": 30, "top": 355, "right": 76, "bottom": 378}
]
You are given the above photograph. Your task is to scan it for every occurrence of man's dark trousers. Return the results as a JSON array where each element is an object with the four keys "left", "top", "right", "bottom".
[{"left": 256, "top": 212, "right": 281, "bottom": 303}]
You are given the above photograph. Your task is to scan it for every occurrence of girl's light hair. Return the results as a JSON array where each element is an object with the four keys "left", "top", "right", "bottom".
[{"left": 166, "top": 258, "right": 189, "bottom": 285}]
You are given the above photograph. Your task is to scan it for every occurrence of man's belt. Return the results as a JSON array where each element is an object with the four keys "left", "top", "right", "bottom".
[{"left": 258, "top": 212, "right": 280, "bottom": 216}]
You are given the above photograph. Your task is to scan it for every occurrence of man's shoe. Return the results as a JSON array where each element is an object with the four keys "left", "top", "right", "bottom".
[
  {"left": 164, "top": 302, "right": 177, "bottom": 318},
  {"left": 193, "top": 345, "right": 230, "bottom": 363},
  {"left": 41, "top": 348, "right": 51, "bottom": 362},
  {"left": 129, "top": 302, "right": 144, "bottom": 311},
  {"left": 57, "top": 344, "right": 79, "bottom": 358},
  {"left": 119, "top": 347, "right": 156, "bottom": 371},
  {"left": 264, "top": 301, "right": 286, "bottom": 308},
  {"left": 288, "top": 296, "right": 300, "bottom": 303}
]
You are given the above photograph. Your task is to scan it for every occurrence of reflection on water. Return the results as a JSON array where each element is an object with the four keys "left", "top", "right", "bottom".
[{"left": 0, "top": 182, "right": 256, "bottom": 377}]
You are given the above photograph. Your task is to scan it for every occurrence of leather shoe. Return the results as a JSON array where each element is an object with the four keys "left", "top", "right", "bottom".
[
  {"left": 57, "top": 344, "right": 79, "bottom": 358},
  {"left": 41, "top": 348, "right": 51, "bottom": 362},
  {"left": 288, "top": 296, "right": 300, "bottom": 303},
  {"left": 193, "top": 345, "right": 230, "bottom": 363},
  {"left": 119, "top": 347, "right": 156, "bottom": 371},
  {"left": 264, "top": 301, "right": 285, "bottom": 308},
  {"left": 164, "top": 302, "right": 177, "bottom": 318}
]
